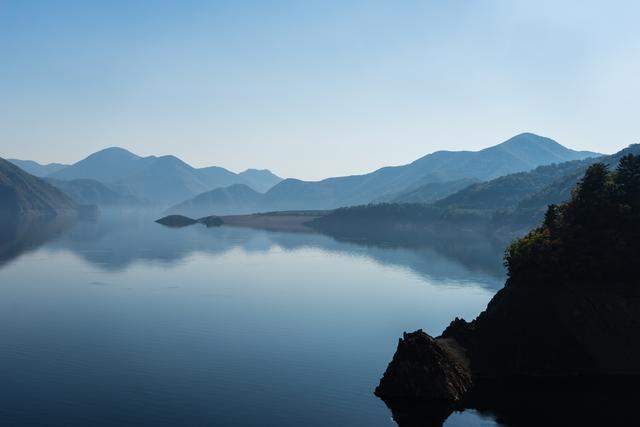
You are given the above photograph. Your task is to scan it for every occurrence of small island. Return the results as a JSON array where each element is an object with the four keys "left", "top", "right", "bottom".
[
  {"left": 155, "top": 214, "right": 222, "bottom": 228},
  {"left": 375, "top": 155, "right": 640, "bottom": 425},
  {"left": 156, "top": 210, "right": 326, "bottom": 232}
]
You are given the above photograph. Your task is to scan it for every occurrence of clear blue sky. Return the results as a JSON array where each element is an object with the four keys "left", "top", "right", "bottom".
[{"left": 1, "top": 0, "right": 639, "bottom": 180}]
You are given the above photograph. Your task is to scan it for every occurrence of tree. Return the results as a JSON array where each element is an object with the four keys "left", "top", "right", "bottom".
[{"left": 505, "top": 155, "right": 640, "bottom": 288}]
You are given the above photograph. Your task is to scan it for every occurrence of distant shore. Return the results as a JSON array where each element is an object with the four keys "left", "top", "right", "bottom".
[
  {"left": 219, "top": 211, "right": 327, "bottom": 232},
  {"left": 155, "top": 210, "right": 328, "bottom": 233}
]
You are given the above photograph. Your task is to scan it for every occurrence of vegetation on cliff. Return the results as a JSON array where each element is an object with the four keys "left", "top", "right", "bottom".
[
  {"left": 505, "top": 154, "right": 640, "bottom": 287},
  {"left": 376, "top": 155, "right": 640, "bottom": 425}
]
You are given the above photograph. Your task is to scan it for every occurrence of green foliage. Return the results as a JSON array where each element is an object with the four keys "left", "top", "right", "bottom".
[{"left": 504, "top": 155, "right": 640, "bottom": 286}]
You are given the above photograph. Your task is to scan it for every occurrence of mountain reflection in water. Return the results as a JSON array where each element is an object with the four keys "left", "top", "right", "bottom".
[
  {"left": 6, "top": 214, "right": 629, "bottom": 426},
  {"left": 0, "top": 214, "right": 505, "bottom": 288}
]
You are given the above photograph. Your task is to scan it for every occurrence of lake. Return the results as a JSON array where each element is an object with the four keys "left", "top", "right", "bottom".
[{"left": 0, "top": 214, "right": 505, "bottom": 426}]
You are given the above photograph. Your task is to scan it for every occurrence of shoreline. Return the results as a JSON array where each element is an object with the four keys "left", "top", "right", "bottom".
[{"left": 219, "top": 212, "right": 324, "bottom": 233}]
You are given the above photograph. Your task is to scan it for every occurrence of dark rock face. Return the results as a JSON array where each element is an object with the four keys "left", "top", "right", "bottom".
[
  {"left": 376, "top": 158, "right": 640, "bottom": 425},
  {"left": 442, "top": 284, "right": 640, "bottom": 379},
  {"left": 375, "top": 330, "right": 472, "bottom": 402},
  {"left": 376, "top": 285, "right": 640, "bottom": 426},
  {"left": 384, "top": 376, "right": 640, "bottom": 427}
]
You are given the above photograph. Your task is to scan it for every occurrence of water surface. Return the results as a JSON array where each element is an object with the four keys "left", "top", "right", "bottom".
[{"left": 0, "top": 215, "right": 504, "bottom": 426}]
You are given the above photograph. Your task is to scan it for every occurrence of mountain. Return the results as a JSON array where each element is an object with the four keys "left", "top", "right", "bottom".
[
  {"left": 197, "top": 166, "right": 244, "bottom": 188},
  {"left": 259, "top": 133, "right": 600, "bottom": 210},
  {"left": 49, "top": 147, "right": 146, "bottom": 182},
  {"left": 375, "top": 159, "right": 640, "bottom": 426},
  {"left": 171, "top": 133, "right": 599, "bottom": 215},
  {"left": 493, "top": 143, "right": 640, "bottom": 233},
  {"left": 383, "top": 178, "right": 480, "bottom": 204},
  {"left": 8, "top": 159, "right": 68, "bottom": 177},
  {"left": 437, "top": 143, "right": 640, "bottom": 226},
  {"left": 237, "top": 169, "right": 283, "bottom": 193},
  {"left": 46, "top": 147, "right": 282, "bottom": 207},
  {"left": 166, "top": 184, "right": 263, "bottom": 218},
  {"left": 46, "top": 178, "right": 142, "bottom": 208},
  {"left": 115, "top": 155, "right": 223, "bottom": 206},
  {"left": 433, "top": 157, "right": 600, "bottom": 212},
  {"left": 310, "top": 144, "right": 638, "bottom": 245},
  {"left": 375, "top": 133, "right": 597, "bottom": 189},
  {"left": 0, "top": 157, "right": 77, "bottom": 216}
]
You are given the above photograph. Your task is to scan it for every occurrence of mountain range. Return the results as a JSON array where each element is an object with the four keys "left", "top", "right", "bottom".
[
  {"left": 167, "top": 133, "right": 600, "bottom": 217},
  {"left": 0, "top": 157, "right": 77, "bottom": 216},
  {"left": 4, "top": 133, "right": 601, "bottom": 218},
  {"left": 44, "top": 178, "right": 142, "bottom": 208},
  {"left": 9, "top": 148, "right": 283, "bottom": 207},
  {"left": 7, "top": 159, "right": 68, "bottom": 177},
  {"left": 311, "top": 143, "right": 640, "bottom": 244}
]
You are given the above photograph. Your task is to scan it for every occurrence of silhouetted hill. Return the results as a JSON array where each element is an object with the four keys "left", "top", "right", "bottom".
[
  {"left": 384, "top": 178, "right": 479, "bottom": 204},
  {"left": 167, "top": 133, "right": 599, "bottom": 216},
  {"left": 312, "top": 144, "right": 638, "bottom": 245},
  {"left": 237, "top": 169, "right": 283, "bottom": 193},
  {"left": 387, "top": 133, "right": 597, "bottom": 187},
  {"left": 46, "top": 178, "right": 143, "bottom": 208},
  {"left": 115, "top": 155, "right": 219, "bottom": 206},
  {"left": 167, "top": 184, "right": 263, "bottom": 217},
  {"left": 494, "top": 143, "right": 640, "bottom": 234},
  {"left": 8, "top": 159, "right": 68, "bottom": 177},
  {"left": 480, "top": 132, "right": 599, "bottom": 171},
  {"left": 43, "top": 147, "right": 282, "bottom": 207},
  {"left": 436, "top": 144, "right": 640, "bottom": 219},
  {"left": 49, "top": 147, "right": 145, "bottom": 182},
  {"left": 207, "top": 133, "right": 599, "bottom": 213},
  {"left": 0, "top": 157, "right": 77, "bottom": 216},
  {"left": 375, "top": 156, "right": 640, "bottom": 426},
  {"left": 435, "top": 158, "right": 599, "bottom": 212},
  {"left": 196, "top": 165, "right": 245, "bottom": 188}
]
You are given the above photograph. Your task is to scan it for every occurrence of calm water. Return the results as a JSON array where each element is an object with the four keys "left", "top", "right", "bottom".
[{"left": 0, "top": 214, "right": 504, "bottom": 426}]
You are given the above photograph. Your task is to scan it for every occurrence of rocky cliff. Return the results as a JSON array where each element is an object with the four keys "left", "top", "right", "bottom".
[{"left": 375, "top": 157, "right": 640, "bottom": 425}]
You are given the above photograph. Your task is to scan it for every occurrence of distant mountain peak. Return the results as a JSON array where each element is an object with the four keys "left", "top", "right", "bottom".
[
  {"left": 88, "top": 146, "right": 141, "bottom": 159},
  {"left": 512, "top": 132, "right": 545, "bottom": 139},
  {"left": 491, "top": 132, "right": 559, "bottom": 148},
  {"left": 48, "top": 147, "right": 145, "bottom": 182},
  {"left": 151, "top": 155, "right": 191, "bottom": 168},
  {"left": 237, "top": 168, "right": 283, "bottom": 193}
]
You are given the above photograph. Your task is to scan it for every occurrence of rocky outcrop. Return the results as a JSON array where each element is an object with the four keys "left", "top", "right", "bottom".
[
  {"left": 155, "top": 214, "right": 223, "bottom": 228},
  {"left": 441, "top": 284, "right": 640, "bottom": 379},
  {"left": 155, "top": 215, "right": 198, "bottom": 227},
  {"left": 375, "top": 330, "right": 474, "bottom": 427},
  {"left": 375, "top": 283, "right": 640, "bottom": 426},
  {"left": 376, "top": 158, "right": 640, "bottom": 425},
  {"left": 375, "top": 330, "right": 472, "bottom": 402}
]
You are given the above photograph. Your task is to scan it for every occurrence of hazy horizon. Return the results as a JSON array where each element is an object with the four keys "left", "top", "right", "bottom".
[{"left": 2, "top": 1, "right": 639, "bottom": 180}]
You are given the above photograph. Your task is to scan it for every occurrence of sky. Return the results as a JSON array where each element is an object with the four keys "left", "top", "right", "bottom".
[{"left": 1, "top": 0, "right": 639, "bottom": 180}]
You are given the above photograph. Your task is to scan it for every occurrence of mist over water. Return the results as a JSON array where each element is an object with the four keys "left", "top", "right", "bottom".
[{"left": 0, "top": 214, "right": 502, "bottom": 426}]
